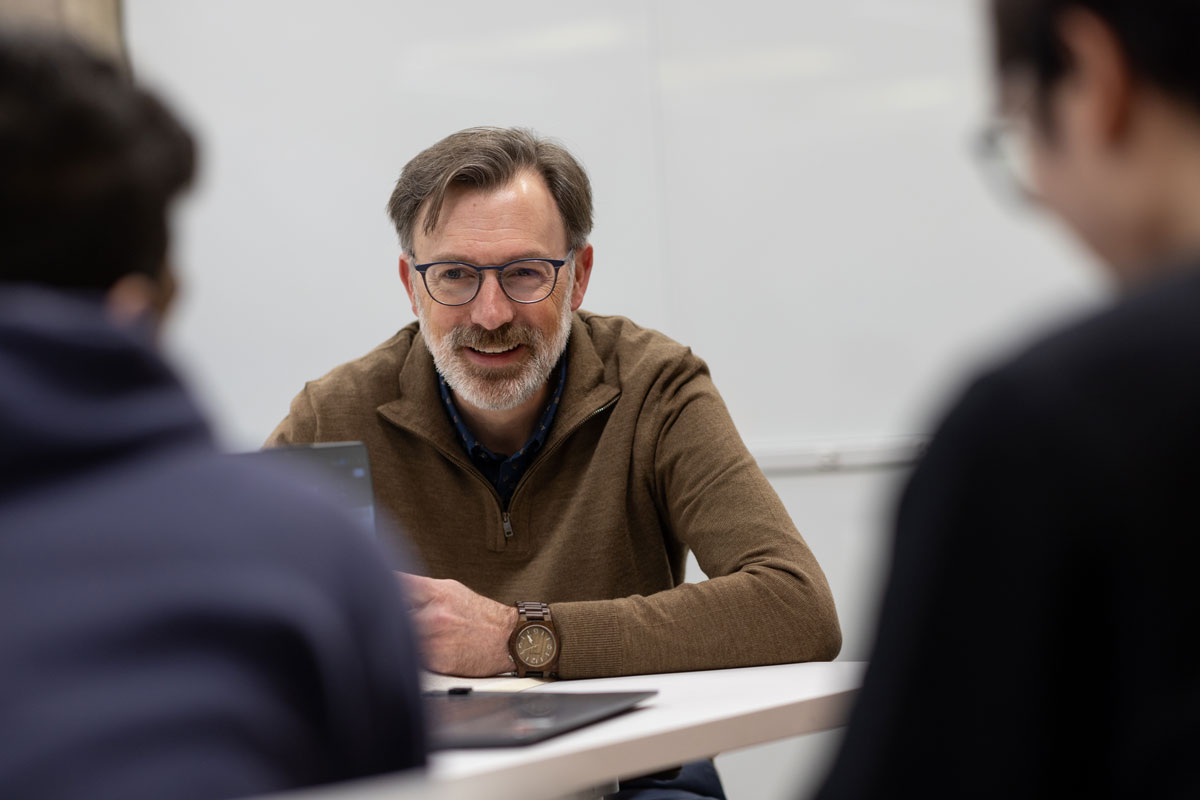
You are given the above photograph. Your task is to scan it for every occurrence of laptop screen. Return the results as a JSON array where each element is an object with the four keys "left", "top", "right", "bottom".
[{"left": 248, "top": 442, "right": 376, "bottom": 536}]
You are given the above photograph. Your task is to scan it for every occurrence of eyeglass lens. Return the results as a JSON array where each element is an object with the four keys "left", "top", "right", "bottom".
[{"left": 425, "top": 260, "right": 558, "bottom": 305}]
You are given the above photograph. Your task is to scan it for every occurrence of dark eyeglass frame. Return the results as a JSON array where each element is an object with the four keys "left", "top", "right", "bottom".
[
  {"left": 411, "top": 250, "right": 575, "bottom": 307},
  {"left": 972, "top": 114, "right": 1041, "bottom": 207}
]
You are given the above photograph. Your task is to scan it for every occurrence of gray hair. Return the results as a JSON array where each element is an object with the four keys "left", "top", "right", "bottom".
[{"left": 386, "top": 126, "right": 593, "bottom": 254}]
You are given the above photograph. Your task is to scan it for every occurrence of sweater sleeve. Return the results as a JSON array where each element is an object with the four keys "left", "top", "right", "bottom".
[{"left": 550, "top": 351, "right": 841, "bottom": 677}]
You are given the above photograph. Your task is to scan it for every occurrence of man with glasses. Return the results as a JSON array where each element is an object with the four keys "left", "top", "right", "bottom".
[
  {"left": 815, "top": 1, "right": 1200, "bottom": 797},
  {"left": 270, "top": 126, "right": 841, "bottom": 798}
]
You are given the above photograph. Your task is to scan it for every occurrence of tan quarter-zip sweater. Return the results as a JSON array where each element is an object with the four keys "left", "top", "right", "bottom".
[{"left": 267, "top": 311, "right": 841, "bottom": 678}]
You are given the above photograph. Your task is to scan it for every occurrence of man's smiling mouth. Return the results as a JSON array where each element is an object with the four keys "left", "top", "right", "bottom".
[{"left": 468, "top": 345, "right": 520, "bottom": 355}]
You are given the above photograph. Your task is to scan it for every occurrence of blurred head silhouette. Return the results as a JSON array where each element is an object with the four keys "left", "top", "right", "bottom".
[
  {"left": 0, "top": 30, "right": 195, "bottom": 322},
  {"left": 987, "top": 0, "right": 1200, "bottom": 287}
]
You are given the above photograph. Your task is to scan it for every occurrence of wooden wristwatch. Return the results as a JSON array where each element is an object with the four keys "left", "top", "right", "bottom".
[{"left": 508, "top": 601, "right": 559, "bottom": 678}]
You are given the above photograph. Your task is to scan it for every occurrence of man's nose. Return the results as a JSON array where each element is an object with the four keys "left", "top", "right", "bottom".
[{"left": 470, "top": 271, "right": 515, "bottom": 330}]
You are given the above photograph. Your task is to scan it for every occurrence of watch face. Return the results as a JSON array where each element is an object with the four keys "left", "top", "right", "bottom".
[{"left": 515, "top": 624, "right": 557, "bottom": 668}]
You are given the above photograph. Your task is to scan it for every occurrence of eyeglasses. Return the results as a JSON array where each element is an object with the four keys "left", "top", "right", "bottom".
[
  {"left": 411, "top": 250, "right": 574, "bottom": 307},
  {"left": 973, "top": 117, "right": 1039, "bottom": 205}
]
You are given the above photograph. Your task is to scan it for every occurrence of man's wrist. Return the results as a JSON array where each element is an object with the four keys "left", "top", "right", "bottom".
[{"left": 496, "top": 605, "right": 519, "bottom": 674}]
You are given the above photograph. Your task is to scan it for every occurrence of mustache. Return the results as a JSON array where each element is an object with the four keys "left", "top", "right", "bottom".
[{"left": 446, "top": 323, "right": 542, "bottom": 351}]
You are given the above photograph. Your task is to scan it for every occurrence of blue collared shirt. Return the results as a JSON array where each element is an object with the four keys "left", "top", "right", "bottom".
[{"left": 437, "top": 353, "right": 568, "bottom": 507}]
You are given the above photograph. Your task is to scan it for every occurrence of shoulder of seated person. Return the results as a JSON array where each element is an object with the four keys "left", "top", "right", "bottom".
[
  {"left": 983, "top": 273, "right": 1200, "bottom": 413},
  {"left": 301, "top": 321, "right": 421, "bottom": 400},
  {"left": 578, "top": 310, "right": 702, "bottom": 372}
]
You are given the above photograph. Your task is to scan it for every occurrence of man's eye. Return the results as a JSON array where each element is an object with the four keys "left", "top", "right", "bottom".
[{"left": 441, "top": 268, "right": 471, "bottom": 281}]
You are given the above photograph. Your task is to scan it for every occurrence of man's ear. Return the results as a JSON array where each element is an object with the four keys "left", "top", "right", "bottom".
[
  {"left": 569, "top": 243, "right": 594, "bottom": 311},
  {"left": 105, "top": 268, "right": 176, "bottom": 329},
  {"left": 1057, "top": 8, "right": 1134, "bottom": 146},
  {"left": 398, "top": 253, "right": 419, "bottom": 317}
]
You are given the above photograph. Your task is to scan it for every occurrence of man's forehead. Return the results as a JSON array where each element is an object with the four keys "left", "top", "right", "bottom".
[{"left": 414, "top": 171, "right": 568, "bottom": 260}]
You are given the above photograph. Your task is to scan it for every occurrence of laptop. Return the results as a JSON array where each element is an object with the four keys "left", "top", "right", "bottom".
[
  {"left": 424, "top": 689, "right": 657, "bottom": 749},
  {"left": 248, "top": 441, "right": 377, "bottom": 536}
]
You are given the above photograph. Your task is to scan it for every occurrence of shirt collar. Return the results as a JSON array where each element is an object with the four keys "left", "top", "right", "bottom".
[{"left": 437, "top": 350, "right": 569, "bottom": 461}]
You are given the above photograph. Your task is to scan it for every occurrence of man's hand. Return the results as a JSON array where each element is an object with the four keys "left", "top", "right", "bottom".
[{"left": 398, "top": 573, "right": 518, "bottom": 677}]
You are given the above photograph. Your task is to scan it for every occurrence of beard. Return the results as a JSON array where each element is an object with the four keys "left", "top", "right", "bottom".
[{"left": 418, "top": 284, "right": 574, "bottom": 412}]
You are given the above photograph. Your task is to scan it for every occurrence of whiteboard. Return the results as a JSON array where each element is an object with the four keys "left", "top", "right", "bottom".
[{"left": 124, "top": 0, "right": 1102, "bottom": 453}]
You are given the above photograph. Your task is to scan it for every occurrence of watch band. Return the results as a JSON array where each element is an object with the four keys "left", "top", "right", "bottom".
[
  {"left": 512, "top": 601, "right": 558, "bottom": 678},
  {"left": 516, "top": 601, "right": 552, "bottom": 623}
]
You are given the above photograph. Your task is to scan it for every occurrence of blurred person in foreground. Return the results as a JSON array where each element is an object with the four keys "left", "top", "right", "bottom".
[
  {"left": 0, "top": 32, "right": 424, "bottom": 799},
  {"left": 816, "top": 1, "right": 1200, "bottom": 797}
]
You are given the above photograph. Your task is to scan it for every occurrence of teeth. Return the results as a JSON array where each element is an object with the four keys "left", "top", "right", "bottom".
[{"left": 473, "top": 346, "right": 516, "bottom": 354}]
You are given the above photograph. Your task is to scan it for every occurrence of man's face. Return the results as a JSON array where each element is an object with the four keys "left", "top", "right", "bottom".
[{"left": 399, "top": 171, "right": 592, "bottom": 412}]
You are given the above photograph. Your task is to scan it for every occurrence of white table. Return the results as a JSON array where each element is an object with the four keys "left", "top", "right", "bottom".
[{"left": 267, "top": 661, "right": 863, "bottom": 800}]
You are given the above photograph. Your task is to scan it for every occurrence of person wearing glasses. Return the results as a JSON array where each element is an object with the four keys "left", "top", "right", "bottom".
[
  {"left": 815, "top": 1, "right": 1200, "bottom": 797},
  {"left": 269, "top": 126, "right": 841, "bottom": 799}
]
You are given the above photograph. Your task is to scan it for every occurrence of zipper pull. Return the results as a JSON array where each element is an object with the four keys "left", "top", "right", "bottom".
[{"left": 502, "top": 512, "right": 514, "bottom": 540}]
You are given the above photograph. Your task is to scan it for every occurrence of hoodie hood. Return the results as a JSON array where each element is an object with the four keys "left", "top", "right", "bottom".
[{"left": 0, "top": 285, "right": 211, "bottom": 496}]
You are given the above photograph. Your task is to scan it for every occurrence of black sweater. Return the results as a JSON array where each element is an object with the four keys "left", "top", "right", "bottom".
[{"left": 817, "top": 263, "right": 1200, "bottom": 799}]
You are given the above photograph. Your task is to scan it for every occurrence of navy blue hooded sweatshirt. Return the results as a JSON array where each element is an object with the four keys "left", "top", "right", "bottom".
[{"left": 0, "top": 287, "right": 425, "bottom": 799}]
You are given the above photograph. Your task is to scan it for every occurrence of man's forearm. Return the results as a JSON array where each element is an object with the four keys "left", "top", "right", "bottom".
[{"left": 550, "top": 564, "right": 841, "bottom": 679}]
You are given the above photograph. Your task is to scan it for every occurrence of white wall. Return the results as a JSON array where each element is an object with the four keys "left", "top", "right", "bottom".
[{"left": 124, "top": 2, "right": 1105, "bottom": 798}]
